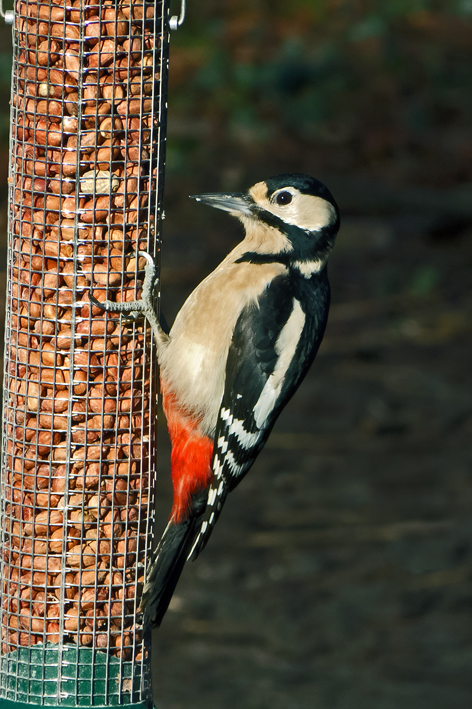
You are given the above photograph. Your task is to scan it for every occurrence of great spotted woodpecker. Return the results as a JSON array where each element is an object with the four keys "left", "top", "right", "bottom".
[{"left": 91, "top": 173, "right": 339, "bottom": 627}]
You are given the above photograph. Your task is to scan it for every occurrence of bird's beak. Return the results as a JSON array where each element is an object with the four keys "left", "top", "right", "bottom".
[{"left": 190, "top": 192, "right": 254, "bottom": 217}]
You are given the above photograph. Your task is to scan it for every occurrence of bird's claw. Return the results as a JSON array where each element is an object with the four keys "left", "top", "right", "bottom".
[{"left": 87, "top": 251, "right": 161, "bottom": 345}]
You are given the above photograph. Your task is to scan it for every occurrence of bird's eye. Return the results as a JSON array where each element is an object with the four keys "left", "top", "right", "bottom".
[{"left": 275, "top": 191, "right": 292, "bottom": 206}]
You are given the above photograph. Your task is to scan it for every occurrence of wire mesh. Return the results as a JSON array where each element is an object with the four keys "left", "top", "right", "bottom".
[{"left": 0, "top": 0, "right": 170, "bottom": 705}]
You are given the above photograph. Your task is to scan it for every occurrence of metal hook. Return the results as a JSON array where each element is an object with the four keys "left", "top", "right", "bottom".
[
  {"left": 169, "top": 0, "right": 186, "bottom": 30},
  {"left": 0, "top": 0, "right": 14, "bottom": 24}
]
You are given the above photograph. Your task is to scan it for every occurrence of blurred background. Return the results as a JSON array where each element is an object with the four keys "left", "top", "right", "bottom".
[{"left": 1, "top": 1, "right": 472, "bottom": 707}]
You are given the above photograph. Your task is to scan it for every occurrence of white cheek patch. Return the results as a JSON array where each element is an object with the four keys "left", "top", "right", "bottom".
[
  {"left": 253, "top": 298, "right": 305, "bottom": 428},
  {"left": 268, "top": 194, "right": 336, "bottom": 232}
]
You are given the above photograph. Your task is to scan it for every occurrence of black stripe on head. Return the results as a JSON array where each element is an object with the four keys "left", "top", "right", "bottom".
[{"left": 252, "top": 209, "right": 337, "bottom": 262}]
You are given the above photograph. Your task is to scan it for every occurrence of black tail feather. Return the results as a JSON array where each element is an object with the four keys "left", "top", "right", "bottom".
[{"left": 141, "top": 491, "right": 207, "bottom": 628}]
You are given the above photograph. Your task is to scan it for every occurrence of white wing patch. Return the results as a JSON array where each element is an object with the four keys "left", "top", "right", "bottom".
[
  {"left": 217, "top": 436, "right": 228, "bottom": 454},
  {"left": 220, "top": 408, "right": 262, "bottom": 450},
  {"left": 253, "top": 298, "right": 305, "bottom": 428},
  {"left": 218, "top": 448, "right": 243, "bottom": 477},
  {"left": 293, "top": 259, "right": 324, "bottom": 278},
  {"left": 213, "top": 455, "right": 224, "bottom": 480}
]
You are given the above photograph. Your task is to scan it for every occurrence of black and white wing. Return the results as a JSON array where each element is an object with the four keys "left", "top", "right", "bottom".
[{"left": 188, "top": 272, "right": 330, "bottom": 559}]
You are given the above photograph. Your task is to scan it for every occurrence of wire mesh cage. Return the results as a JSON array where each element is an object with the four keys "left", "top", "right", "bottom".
[{"left": 0, "top": 0, "right": 171, "bottom": 705}]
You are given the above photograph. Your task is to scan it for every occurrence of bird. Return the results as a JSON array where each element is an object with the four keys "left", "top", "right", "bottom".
[{"left": 90, "top": 173, "right": 340, "bottom": 628}]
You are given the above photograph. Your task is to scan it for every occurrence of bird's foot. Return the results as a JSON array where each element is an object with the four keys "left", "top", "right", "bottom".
[{"left": 88, "top": 250, "right": 161, "bottom": 345}]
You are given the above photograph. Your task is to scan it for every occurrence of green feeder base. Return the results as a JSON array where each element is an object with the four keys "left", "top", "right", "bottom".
[{"left": 0, "top": 645, "right": 153, "bottom": 709}]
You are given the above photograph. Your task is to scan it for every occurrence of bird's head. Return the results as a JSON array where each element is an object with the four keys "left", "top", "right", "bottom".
[{"left": 191, "top": 174, "right": 339, "bottom": 272}]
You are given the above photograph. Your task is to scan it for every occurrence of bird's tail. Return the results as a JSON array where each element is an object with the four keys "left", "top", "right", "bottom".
[{"left": 140, "top": 492, "right": 207, "bottom": 628}]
